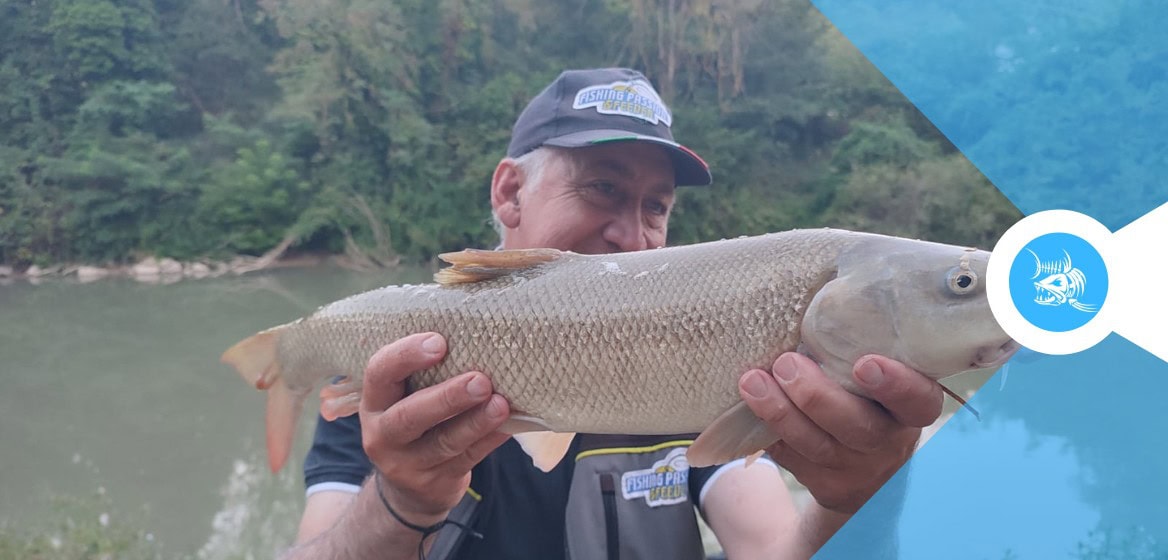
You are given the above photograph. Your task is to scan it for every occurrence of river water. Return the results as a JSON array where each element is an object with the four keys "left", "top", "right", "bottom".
[
  {"left": 0, "top": 266, "right": 434, "bottom": 558},
  {"left": 0, "top": 266, "right": 990, "bottom": 558}
]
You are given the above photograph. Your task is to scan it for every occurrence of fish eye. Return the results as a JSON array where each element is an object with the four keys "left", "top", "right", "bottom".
[{"left": 947, "top": 267, "right": 978, "bottom": 294}]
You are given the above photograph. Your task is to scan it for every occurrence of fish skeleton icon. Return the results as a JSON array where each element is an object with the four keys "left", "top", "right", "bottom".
[{"left": 1027, "top": 249, "right": 1098, "bottom": 313}]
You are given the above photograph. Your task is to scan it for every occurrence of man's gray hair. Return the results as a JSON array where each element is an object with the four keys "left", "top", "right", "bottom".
[{"left": 490, "top": 147, "right": 580, "bottom": 243}]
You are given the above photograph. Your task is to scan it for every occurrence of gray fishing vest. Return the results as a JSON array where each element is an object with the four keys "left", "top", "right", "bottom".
[
  {"left": 564, "top": 434, "right": 706, "bottom": 560},
  {"left": 426, "top": 434, "right": 708, "bottom": 560}
]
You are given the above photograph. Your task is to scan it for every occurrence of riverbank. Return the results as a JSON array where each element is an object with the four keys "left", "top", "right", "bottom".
[{"left": 0, "top": 252, "right": 386, "bottom": 285}]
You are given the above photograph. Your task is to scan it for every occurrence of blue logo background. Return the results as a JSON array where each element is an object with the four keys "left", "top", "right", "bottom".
[
  {"left": 1008, "top": 233, "right": 1107, "bottom": 332},
  {"left": 805, "top": 1, "right": 1168, "bottom": 559}
]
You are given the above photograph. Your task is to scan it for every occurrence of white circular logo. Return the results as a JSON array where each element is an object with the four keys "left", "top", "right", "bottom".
[{"left": 987, "top": 210, "right": 1114, "bottom": 355}]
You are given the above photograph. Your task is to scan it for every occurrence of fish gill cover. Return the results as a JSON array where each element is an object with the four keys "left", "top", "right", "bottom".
[{"left": 805, "top": 1, "right": 1168, "bottom": 559}]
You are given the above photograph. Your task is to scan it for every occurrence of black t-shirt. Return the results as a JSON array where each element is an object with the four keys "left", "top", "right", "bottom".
[{"left": 304, "top": 413, "right": 723, "bottom": 559}]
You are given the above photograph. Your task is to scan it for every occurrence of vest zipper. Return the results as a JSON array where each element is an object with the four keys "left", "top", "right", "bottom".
[{"left": 600, "top": 473, "right": 620, "bottom": 560}]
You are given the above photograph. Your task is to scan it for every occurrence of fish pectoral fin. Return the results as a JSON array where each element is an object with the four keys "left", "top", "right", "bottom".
[
  {"left": 319, "top": 376, "right": 362, "bottom": 421},
  {"left": 435, "top": 248, "right": 563, "bottom": 285},
  {"left": 503, "top": 417, "right": 575, "bottom": 473},
  {"left": 499, "top": 414, "right": 554, "bottom": 433},
  {"left": 687, "top": 402, "right": 780, "bottom": 468}
]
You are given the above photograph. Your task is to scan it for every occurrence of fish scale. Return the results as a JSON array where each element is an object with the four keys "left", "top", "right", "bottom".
[{"left": 223, "top": 228, "right": 1017, "bottom": 472}]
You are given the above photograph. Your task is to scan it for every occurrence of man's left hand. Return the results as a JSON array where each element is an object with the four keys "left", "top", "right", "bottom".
[{"left": 738, "top": 352, "right": 943, "bottom": 514}]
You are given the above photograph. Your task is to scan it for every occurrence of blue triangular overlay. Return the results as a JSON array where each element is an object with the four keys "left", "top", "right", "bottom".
[{"left": 807, "top": 2, "right": 1168, "bottom": 558}]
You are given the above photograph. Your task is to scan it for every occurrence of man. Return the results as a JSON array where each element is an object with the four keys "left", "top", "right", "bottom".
[{"left": 284, "top": 68, "right": 943, "bottom": 559}]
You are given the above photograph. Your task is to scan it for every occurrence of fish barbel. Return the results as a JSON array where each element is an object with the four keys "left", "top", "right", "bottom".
[{"left": 222, "top": 229, "right": 1018, "bottom": 473}]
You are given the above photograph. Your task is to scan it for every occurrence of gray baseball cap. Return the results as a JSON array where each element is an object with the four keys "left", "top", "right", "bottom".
[{"left": 507, "top": 68, "right": 713, "bottom": 186}]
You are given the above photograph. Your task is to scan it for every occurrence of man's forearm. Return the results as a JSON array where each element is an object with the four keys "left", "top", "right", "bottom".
[
  {"left": 794, "top": 501, "right": 852, "bottom": 557},
  {"left": 281, "top": 476, "right": 436, "bottom": 560},
  {"left": 796, "top": 464, "right": 912, "bottom": 558}
]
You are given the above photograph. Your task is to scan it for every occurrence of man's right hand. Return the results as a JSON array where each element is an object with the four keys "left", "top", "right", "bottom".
[{"left": 359, "top": 332, "right": 512, "bottom": 525}]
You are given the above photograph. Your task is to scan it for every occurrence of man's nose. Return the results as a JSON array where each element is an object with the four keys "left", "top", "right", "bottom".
[{"left": 602, "top": 208, "right": 649, "bottom": 253}]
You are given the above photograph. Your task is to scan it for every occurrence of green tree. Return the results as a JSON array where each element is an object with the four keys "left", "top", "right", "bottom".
[
  {"left": 198, "top": 139, "right": 310, "bottom": 255},
  {"left": 0, "top": 0, "right": 1020, "bottom": 267}
]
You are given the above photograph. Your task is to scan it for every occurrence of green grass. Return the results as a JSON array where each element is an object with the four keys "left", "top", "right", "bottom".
[{"left": 0, "top": 493, "right": 162, "bottom": 560}]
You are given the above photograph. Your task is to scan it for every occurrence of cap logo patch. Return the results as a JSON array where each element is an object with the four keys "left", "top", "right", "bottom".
[{"left": 572, "top": 79, "right": 672, "bottom": 127}]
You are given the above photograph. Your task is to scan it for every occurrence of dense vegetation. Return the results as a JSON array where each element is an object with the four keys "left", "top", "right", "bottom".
[{"left": 0, "top": 0, "right": 1020, "bottom": 268}]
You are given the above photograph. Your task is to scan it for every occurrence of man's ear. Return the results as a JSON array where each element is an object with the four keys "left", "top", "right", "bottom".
[{"left": 491, "top": 159, "right": 523, "bottom": 229}]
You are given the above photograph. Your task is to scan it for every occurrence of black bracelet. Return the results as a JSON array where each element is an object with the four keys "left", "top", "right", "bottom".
[{"left": 374, "top": 472, "right": 483, "bottom": 560}]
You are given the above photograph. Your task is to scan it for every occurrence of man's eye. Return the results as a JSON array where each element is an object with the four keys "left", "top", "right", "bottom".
[
  {"left": 645, "top": 200, "right": 669, "bottom": 216},
  {"left": 590, "top": 182, "right": 617, "bottom": 195}
]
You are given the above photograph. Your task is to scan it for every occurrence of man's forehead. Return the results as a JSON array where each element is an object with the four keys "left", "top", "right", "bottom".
[
  {"left": 574, "top": 145, "right": 675, "bottom": 184},
  {"left": 576, "top": 141, "right": 671, "bottom": 163}
]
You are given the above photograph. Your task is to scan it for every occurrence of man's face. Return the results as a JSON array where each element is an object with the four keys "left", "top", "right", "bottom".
[{"left": 503, "top": 142, "right": 677, "bottom": 254}]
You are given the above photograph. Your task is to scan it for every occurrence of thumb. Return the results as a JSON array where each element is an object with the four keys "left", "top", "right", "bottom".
[{"left": 361, "top": 332, "right": 447, "bottom": 414}]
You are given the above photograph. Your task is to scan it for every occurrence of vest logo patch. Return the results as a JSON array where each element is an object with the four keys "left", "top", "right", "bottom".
[{"left": 620, "top": 447, "right": 689, "bottom": 507}]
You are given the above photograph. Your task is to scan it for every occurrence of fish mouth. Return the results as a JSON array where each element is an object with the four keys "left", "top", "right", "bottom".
[
  {"left": 973, "top": 339, "right": 1021, "bottom": 369},
  {"left": 1033, "top": 282, "right": 1066, "bottom": 306}
]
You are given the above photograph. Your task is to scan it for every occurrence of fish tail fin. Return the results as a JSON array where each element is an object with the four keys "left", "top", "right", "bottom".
[
  {"left": 221, "top": 325, "right": 290, "bottom": 390},
  {"left": 264, "top": 374, "right": 304, "bottom": 473},
  {"left": 221, "top": 323, "right": 301, "bottom": 472}
]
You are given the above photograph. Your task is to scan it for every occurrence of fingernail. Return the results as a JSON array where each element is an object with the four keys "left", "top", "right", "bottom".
[
  {"left": 486, "top": 395, "right": 507, "bottom": 419},
  {"left": 422, "top": 334, "right": 444, "bottom": 355},
  {"left": 856, "top": 358, "right": 884, "bottom": 387},
  {"left": 466, "top": 374, "right": 491, "bottom": 398},
  {"left": 742, "top": 370, "right": 770, "bottom": 399},
  {"left": 775, "top": 354, "right": 799, "bottom": 382}
]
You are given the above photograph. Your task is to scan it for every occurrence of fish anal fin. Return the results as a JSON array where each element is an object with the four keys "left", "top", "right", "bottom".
[
  {"left": 435, "top": 248, "right": 563, "bottom": 285},
  {"left": 688, "top": 401, "right": 780, "bottom": 468},
  {"left": 501, "top": 415, "right": 574, "bottom": 473}
]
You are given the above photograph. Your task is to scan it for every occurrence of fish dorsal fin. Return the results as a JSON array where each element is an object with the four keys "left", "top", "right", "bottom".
[{"left": 435, "top": 248, "right": 563, "bottom": 285}]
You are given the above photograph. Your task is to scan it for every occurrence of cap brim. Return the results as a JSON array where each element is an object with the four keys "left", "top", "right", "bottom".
[{"left": 543, "top": 129, "right": 713, "bottom": 187}]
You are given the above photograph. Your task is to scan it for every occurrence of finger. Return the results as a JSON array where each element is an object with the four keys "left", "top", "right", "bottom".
[
  {"left": 412, "top": 394, "right": 511, "bottom": 467},
  {"left": 437, "top": 425, "right": 513, "bottom": 476},
  {"left": 361, "top": 333, "right": 447, "bottom": 415},
  {"left": 771, "top": 353, "right": 901, "bottom": 454},
  {"left": 377, "top": 371, "right": 494, "bottom": 445},
  {"left": 852, "top": 355, "right": 944, "bottom": 428},
  {"left": 739, "top": 367, "right": 845, "bottom": 467}
]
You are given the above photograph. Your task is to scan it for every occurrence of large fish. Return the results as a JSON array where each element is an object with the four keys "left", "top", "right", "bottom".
[{"left": 222, "top": 229, "right": 1018, "bottom": 473}]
